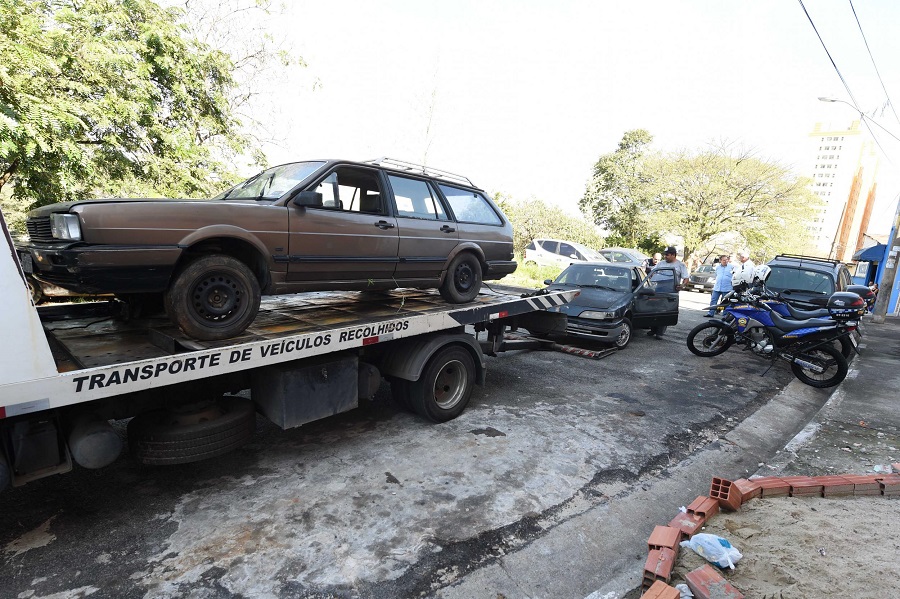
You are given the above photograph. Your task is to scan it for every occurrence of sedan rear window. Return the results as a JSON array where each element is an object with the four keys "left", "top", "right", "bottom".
[{"left": 767, "top": 266, "right": 834, "bottom": 295}]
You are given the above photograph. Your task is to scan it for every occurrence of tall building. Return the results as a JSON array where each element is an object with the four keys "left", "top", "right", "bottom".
[{"left": 804, "top": 120, "right": 879, "bottom": 262}]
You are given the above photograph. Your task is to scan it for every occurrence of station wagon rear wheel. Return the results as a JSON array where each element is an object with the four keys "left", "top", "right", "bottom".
[
  {"left": 165, "top": 255, "right": 261, "bottom": 341},
  {"left": 440, "top": 252, "right": 482, "bottom": 303}
]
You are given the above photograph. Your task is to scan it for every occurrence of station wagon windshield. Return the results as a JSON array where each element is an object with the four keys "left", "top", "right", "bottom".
[{"left": 215, "top": 161, "right": 325, "bottom": 200}]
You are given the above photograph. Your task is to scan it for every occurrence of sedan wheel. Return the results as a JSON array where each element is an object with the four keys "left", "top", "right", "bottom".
[{"left": 614, "top": 317, "right": 632, "bottom": 349}]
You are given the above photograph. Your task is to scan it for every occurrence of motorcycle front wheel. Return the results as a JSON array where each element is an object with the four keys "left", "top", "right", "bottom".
[
  {"left": 687, "top": 321, "right": 734, "bottom": 357},
  {"left": 790, "top": 343, "right": 848, "bottom": 388}
]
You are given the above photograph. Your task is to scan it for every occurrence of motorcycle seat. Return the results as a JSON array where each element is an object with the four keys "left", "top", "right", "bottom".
[
  {"left": 769, "top": 311, "right": 835, "bottom": 332},
  {"left": 785, "top": 304, "right": 830, "bottom": 319}
]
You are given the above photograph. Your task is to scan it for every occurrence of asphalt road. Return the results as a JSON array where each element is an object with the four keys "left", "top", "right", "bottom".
[{"left": 0, "top": 291, "right": 826, "bottom": 599}]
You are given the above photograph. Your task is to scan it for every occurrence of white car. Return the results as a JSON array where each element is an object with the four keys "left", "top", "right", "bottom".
[
  {"left": 598, "top": 247, "right": 650, "bottom": 268},
  {"left": 523, "top": 238, "right": 607, "bottom": 268}
]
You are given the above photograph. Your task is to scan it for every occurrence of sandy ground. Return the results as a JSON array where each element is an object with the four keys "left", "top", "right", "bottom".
[{"left": 670, "top": 496, "right": 900, "bottom": 597}]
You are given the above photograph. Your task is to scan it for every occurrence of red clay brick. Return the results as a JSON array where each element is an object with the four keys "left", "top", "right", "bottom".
[
  {"left": 685, "top": 564, "right": 745, "bottom": 599},
  {"left": 756, "top": 477, "right": 790, "bottom": 497},
  {"left": 842, "top": 474, "right": 883, "bottom": 495},
  {"left": 643, "top": 547, "right": 677, "bottom": 585},
  {"left": 782, "top": 476, "right": 824, "bottom": 497},
  {"left": 641, "top": 580, "right": 681, "bottom": 599},
  {"left": 687, "top": 495, "right": 720, "bottom": 519},
  {"left": 648, "top": 525, "right": 682, "bottom": 552},
  {"left": 668, "top": 511, "right": 706, "bottom": 540},
  {"left": 816, "top": 475, "right": 854, "bottom": 497},
  {"left": 709, "top": 477, "right": 742, "bottom": 511},
  {"left": 876, "top": 473, "right": 900, "bottom": 495},
  {"left": 732, "top": 478, "right": 761, "bottom": 503}
]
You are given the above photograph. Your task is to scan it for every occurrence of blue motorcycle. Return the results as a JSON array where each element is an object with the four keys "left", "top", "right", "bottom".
[{"left": 686, "top": 287, "right": 864, "bottom": 388}]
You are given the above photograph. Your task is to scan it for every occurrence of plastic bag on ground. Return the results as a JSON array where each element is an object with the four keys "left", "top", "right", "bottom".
[{"left": 679, "top": 533, "right": 743, "bottom": 569}]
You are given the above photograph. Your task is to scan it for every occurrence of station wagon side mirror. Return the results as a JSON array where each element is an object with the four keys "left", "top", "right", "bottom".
[
  {"left": 637, "top": 287, "right": 655, "bottom": 296},
  {"left": 544, "top": 279, "right": 553, "bottom": 285},
  {"left": 291, "top": 191, "right": 323, "bottom": 208}
]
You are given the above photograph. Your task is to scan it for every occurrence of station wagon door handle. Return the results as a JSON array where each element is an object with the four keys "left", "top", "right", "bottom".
[
  {"left": 440, "top": 225, "right": 456, "bottom": 233},
  {"left": 374, "top": 220, "right": 395, "bottom": 229}
]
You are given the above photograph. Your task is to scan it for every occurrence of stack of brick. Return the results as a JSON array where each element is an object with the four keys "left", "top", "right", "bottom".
[{"left": 636, "top": 471, "right": 898, "bottom": 596}]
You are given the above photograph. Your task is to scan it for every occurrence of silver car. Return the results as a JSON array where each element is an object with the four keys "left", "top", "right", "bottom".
[{"left": 524, "top": 238, "right": 607, "bottom": 268}]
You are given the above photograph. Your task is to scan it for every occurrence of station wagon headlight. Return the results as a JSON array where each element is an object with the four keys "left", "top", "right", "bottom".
[
  {"left": 50, "top": 213, "right": 82, "bottom": 240},
  {"left": 580, "top": 310, "right": 615, "bottom": 320}
]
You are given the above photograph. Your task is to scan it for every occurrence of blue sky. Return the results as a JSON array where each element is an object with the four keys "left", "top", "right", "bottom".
[{"left": 250, "top": 0, "right": 900, "bottom": 233}]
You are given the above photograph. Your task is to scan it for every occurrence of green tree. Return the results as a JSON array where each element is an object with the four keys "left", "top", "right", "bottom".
[
  {"left": 650, "top": 145, "right": 818, "bottom": 261},
  {"left": 0, "top": 0, "right": 262, "bottom": 224},
  {"left": 579, "top": 129, "right": 661, "bottom": 251},
  {"left": 495, "top": 194, "right": 604, "bottom": 257}
]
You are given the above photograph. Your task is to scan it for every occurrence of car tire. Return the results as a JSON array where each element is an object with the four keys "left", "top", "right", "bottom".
[
  {"left": 127, "top": 396, "right": 257, "bottom": 465},
  {"left": 439, "top": 252, "right": 482, "bottom": 303},
  {"left": 25, "top": 275, "right": 44, "bottom": 305},
  {"left": 407, "top": 345, "right": 476, "bottom": 423},
  {"left": 165, "top": 254, "right": 261, "bottom": 341},
  {"left": 613, "top": 318, "right": 632, "bottom": 349}
]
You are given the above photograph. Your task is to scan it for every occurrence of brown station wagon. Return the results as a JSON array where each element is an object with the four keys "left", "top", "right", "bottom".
[{"left": 20, "top": 158, "right": 517, "bottom": 340}]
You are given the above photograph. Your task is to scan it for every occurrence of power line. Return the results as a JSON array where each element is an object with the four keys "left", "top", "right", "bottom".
[
  {"left": 797, "top": 0, "right": 894, "bottom": 164},
  {"left": 848, "top": 0, "right": 900, "bottom": 129},
  {"left": 797, "top": 0, "right": 862, "bottom": 110}
]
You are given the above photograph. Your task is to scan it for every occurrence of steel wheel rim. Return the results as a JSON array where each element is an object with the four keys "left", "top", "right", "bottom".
[
  {"left": 616, "top": 325, "right": 631, "bottom": 347},
  {"left": 433, "top": 359, "right": 468, "bottom": 410},
  {"left": 191, "top": 272, "right": 243, "bottom": 322},
  {"left": 454, "top": 262, "right": 475, "bottom": 292}
]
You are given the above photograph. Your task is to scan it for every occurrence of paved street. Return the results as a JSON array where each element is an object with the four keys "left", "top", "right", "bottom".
[{"left": 0, "top": 292, "right": 833, "bottom": 599}]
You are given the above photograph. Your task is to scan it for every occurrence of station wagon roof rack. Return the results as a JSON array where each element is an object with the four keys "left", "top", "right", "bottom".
[{"left": 365, "top": 157, "right": 475, "bottom": 187}]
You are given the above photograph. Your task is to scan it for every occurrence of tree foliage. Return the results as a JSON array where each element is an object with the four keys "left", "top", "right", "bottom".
[
  {"left": 579, "top": 129, "right": 662, "bottom": 251},
  {"left": 495, "top": 194, "right": 604, "bottom": 257},
  {"left": 581, "top": 132, "right": 818, "bottom": 261},
  {"left": 650, "top": 146, "right": 818, "bottom": 261},
  {"left": 0, "top": 0, "right": 261, "bottom": 220}
]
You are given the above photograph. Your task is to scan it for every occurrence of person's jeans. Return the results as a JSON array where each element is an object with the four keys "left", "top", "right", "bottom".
[{"left": 708, "top": 290, "right": 727, "bottom": 315}]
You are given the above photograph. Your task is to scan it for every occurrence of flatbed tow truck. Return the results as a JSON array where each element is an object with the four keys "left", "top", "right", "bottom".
[{"left": 0, "top": 210, "right": 576, "bottom": 491}]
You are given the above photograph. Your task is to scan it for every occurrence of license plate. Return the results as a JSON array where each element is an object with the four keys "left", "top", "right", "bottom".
[
  {"left": 693, "top": 285, "right": 703, "bottom": 290},
  {"left": 849, "top": 333, "right": 859, "bottom": 348},
  {"left": 19, "top": 252, "right": 33, "bottom": 274}
]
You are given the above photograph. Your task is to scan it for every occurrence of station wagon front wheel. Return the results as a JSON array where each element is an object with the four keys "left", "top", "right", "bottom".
[
  {"left": 440, "top": 252, "right": 482, "bottom": 303},
  {"left": 165, "top": 255, "right": 261, "bottom": 341}
]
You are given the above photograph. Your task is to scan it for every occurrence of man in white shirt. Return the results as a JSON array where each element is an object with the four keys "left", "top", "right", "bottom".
[{"left": 733, "top": 249, "right": 755, "bottom": 284}]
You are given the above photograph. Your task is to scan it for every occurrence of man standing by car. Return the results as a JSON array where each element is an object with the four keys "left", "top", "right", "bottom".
[
  {"left": 645, "top": 252, "right": 661, "bottom": 275},
  {"left": 706, "top": 254, "right": 733, "bottom": 317},
  {"left": 647, "top": 246, "right": 689, "bottom": 339}
]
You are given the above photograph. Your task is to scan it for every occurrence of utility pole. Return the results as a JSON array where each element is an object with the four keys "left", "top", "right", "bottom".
[{"left": 873, "top": 197, "right": 900, "bottom": 323}]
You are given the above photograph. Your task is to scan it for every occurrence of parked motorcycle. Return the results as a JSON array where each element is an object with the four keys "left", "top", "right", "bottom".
[{"left": 686, "top": 268, "right": 866, "bottom": 388}]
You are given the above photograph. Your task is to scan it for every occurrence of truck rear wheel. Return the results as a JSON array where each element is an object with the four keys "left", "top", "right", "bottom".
[
  {"left": 408, "top": 345, "right": 476, "bottom": 422},
  {"left": 165, "top": 255, "right": 261, "bottom": 340},
  {"left": 127, "top": 396, "right": 256, "bottom": 465}
]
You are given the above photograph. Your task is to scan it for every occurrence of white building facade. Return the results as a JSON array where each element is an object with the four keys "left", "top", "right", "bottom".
[{"left": 805, "top": 120, "right": 879, "bottom": 262}]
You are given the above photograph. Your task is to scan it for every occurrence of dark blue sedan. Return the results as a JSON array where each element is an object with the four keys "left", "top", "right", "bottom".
[{"left": 542, "top": 262, "right": 680, "bottom": 348}]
